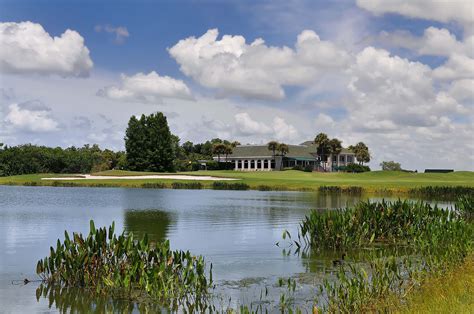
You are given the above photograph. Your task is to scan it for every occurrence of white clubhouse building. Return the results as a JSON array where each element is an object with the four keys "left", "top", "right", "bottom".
[{"left": 214, "top": 141, "right": 355, "bottom": 172}]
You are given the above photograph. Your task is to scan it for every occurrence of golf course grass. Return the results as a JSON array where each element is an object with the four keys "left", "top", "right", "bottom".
[{"left": 0, "top": 170, "right": 473, "bottom": 192}]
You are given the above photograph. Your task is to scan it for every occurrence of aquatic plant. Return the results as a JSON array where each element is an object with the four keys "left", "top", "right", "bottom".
[
  {"left": 171, "top": 181, "right": 203, "bottom": 189},
  {"left": 298, "top": 199, "right": 472, "bottom": 250},
  {"left": 318, "top": 186, "right": 363, "bottom": 195},
  {"left": 212, "top": 181, "right": 249, "bottom": 190},
  {"left": 297, "top": 198, "right": 474, "bottom": 312},
  {"left": 36, "top": 220, "right": 213, "bottom": 311},
  {"left": 455, "top": 195, "right": 474, "bottom": 221},
  {"left": 408, "top": 186, "right": 474, "bottom": 199},
  {"left": 141, "top": 182, "right": 166, "bottom": 189}
]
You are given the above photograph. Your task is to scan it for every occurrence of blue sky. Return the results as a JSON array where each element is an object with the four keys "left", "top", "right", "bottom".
[{"left": 0, "top": 0, "right": 473, "bottom": 170}]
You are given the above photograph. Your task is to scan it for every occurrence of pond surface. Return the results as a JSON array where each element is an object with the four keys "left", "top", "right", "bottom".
[{"left": 0, "top": 186, "right": 452, "bottom": 312}]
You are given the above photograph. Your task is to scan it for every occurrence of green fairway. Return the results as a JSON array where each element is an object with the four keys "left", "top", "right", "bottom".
[{"left": 0, "top": 170, "right": 473, "bottom": 192}]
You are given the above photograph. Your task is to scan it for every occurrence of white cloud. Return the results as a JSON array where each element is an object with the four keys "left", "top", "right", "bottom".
[
  {"left": 5, "top": 103, "right": 59, "bottom": 132},
  {"left": 95, "top": 24, "right": 130, "bottom": 44},
  {"left": 356, "top": 0, "right": 474, "bottom": 31},
  {"left": 449, "top": 79, "right": 474, "bottom": 102},
  {"left": 433, "top": 53, "right": 474, "bottom": 80},
  {"left": 234, "top": 112, "right": 299, "bottom": 141},
  {"left": 347, "top": 47, "right": 466, "bottom": 130},
  {"left": 234, "top": 112, "right": 272, "bottom": 135},
  {"left": 378, "top": 27, "right": 473, "bottom": 58},
  {"left": 98, "top": 71, "right": 193, "bottom": 102},
  {"left": 168, "top": 28, "right": 349, "bottom": 100},
  {"left": 0, "top": 21, "right": 93, "bottom": 77}
]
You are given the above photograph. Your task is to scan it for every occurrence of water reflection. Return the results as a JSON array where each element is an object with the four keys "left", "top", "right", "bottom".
[
  {"left": 124, "top": 210, "right": 172, "bottom": 243},
  {"left": 35, "top": 284, "right": 165, "bottom": 314}
]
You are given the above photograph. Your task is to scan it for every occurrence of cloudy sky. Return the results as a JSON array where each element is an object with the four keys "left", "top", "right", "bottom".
[{"left": 0, "top": 0, "right": 473, "bottom": 170}]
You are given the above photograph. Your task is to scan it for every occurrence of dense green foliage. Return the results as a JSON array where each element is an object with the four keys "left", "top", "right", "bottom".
[
  {"left": 125, "top": 113, "right": 176, "bottom": 172},
  {"left": 36, "top": 220, "right": 213, "bottom": 311},
  {"left": 349, "top": 142, "right": 371, "bottom": 165},
  {"left": 380, "top": 160, "right": 402, "bottom": 171},
  {"left": 0, "top": 144, "right": 125, "bottom": 176},
  {"left": 335, "top": 163, "right": 371, "bottom": 173}
]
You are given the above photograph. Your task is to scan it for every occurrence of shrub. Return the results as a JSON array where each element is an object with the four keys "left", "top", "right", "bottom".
[
  {"left": 304, "top": 164, "right": 313, "bottom": 172},
  {"left": 292, "top": 165, "right": 304, "bottom": 171},
  {"left": 341, "top": 163, "right": 371, "bottom": 173}
]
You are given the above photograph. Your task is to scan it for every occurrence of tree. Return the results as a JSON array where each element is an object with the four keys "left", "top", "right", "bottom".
[
  {"left": 314, "top": 133, "right": 330, "bottom": 169},
  {"left": 267, "top": 141, "right": 279, "bottom": 157},
  {"left": 230, "top": 141, "right": 241, "bottom": 148},
  {"left": 224, "top": 145, "right": 233, "bottom": 162},
  {"left": 349, "top": 142, "right": 370, "bottom": 165},
  {"left": 182, "top": 141, "right": 194, "bottom": 155},
  {"left": 329, "top": 138, "right": 342, "bottom": 156},
  {"left": 277, "top": 143, "right": 289, "bottom": 170},
  {"left": 212, "top": 143, "right": 227, "bottom": 162},
  {"left": 125, "top": 112, "right": 175, "bottom": 172},
  {"left": 380, "top": 160, "right": 402, "bottom": 171}
]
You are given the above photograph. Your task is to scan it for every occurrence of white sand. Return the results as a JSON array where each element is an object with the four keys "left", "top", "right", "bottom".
[{"left": 41, "top": 174, "right": 238, "bottom": 181}]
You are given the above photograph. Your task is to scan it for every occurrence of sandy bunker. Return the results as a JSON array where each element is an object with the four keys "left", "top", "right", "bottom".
[{"left": 42, "top": 174, "right": 239, "bottom": 181}]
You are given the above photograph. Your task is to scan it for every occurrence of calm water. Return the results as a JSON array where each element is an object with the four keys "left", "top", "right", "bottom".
[{"left": 0, "top": 186, "right": 452, "bottom": 313}]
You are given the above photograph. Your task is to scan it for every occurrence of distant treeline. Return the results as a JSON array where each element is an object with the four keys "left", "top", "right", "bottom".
[{"left": 0, "top": 144, "right": 125, "bottom": 176}]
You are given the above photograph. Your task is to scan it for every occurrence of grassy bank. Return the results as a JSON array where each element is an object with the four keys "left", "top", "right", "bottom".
[
  {"left": 399, "top": 254, "right": 474, "bottom": 313},
  {"left": 0, "top": 170, "right": 473, "bottom": 193},
  {"left": 295, "top": 197, "right": 474, "bottom": 312}
]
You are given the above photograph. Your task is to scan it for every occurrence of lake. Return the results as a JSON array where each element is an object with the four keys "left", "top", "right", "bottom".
[{"left": 0, "top": 185, "right": 453, "bottom": 312}]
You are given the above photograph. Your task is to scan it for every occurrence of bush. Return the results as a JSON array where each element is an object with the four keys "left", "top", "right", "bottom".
[
  {"left": 292, "top": 165, "right": 304, "bottom": 171},
  {"left": 304, "top": 164, "right": 313, "bottom": 172},
  {"left": 206, "top": 161, "right": 234, "bottom": 170},
  {"left": 338, "top": 163, "right": 371, "bottom": 173}
]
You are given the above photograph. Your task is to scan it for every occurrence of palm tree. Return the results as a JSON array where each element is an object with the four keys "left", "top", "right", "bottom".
[
  {"left": 314, "top": 133, "right": 329, "bottom": 170},
  {"left": 224, "top": 145, "right": 233, "bottom": 163},
  {"left": 267, "top": 141, "right": 279, "bottom": 168},
  {"left": 277, "top": 143, "right": 289, "bottom": 170},
  {"left": 329, "top": 138, "right": 342, "bottom": 169},
  {"left": 230, "top": 141, "right": 241, "bottom": 148},
  {"left": 349, "top": 142, "right": 370, "bottom": 165},
  {"left": 212, "top": 143, "right": 227, "bottom": 162}
]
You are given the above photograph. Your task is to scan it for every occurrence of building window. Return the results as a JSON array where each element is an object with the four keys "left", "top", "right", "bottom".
[
  {"left": 339, "top": 155, "right": 346, "bottom": 163},
  {"left": 347, "top": 156, "right": 353, "bottom": 163}
]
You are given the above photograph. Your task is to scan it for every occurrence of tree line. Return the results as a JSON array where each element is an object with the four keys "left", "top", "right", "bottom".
[
  {"left": 0, "top": 112, "right": 372, "bottom": 176},
  {"left": 0, "top": 143, "right": 125, "bottom": 177}
]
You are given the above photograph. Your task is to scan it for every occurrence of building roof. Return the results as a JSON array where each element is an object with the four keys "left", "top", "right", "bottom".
[{"left": 228, "top": 141, "right": 353, "bottom": 158}]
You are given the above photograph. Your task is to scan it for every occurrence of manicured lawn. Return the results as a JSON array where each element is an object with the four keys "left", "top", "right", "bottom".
[{"left": 0, "top": 170, "right": 473, "bottom": 192}]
